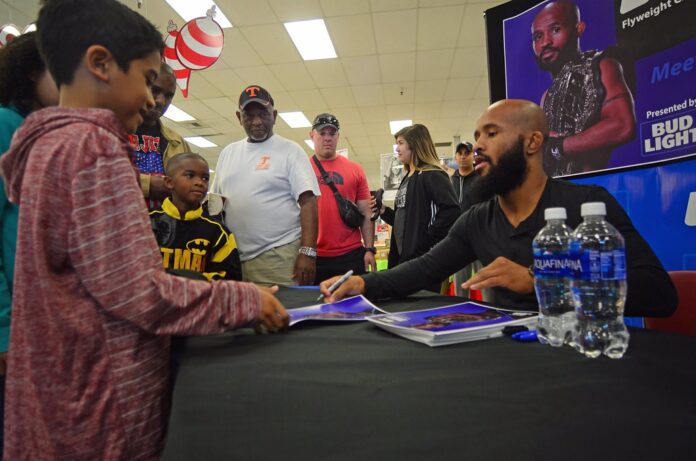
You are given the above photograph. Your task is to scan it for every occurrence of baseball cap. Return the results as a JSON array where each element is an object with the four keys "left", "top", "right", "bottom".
[
  {"left": 312, "top": 113, "right": 340, "bottom": 131},
  {"left": 239, "top": 85, "right": 275, "bottom": 110},
  {"left": 456, "top": 141, "right": 473, "bottom": 153}
]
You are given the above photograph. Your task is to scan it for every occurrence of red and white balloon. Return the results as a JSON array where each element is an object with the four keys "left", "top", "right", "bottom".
[
  {"left": 0, "top": 24, "right": 21, "bottom": 48},
  {"left": 165, "top": 7, "right": 224, "bottom": 98}
]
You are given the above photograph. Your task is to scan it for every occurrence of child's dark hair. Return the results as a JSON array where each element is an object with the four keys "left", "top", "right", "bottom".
[
  {"left": 36, "top": 0, "right": 164, "bottom": 87},
  {"left": 165, "top": 152, "right": 209, "bottom": 176},
  {"left": 0, "top": 33, "right": 46, "bottom": 115}
]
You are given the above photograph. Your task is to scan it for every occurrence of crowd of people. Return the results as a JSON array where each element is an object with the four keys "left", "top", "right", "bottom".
[{"left": 0, "top": 0, "right": 678, "bottom": 459}]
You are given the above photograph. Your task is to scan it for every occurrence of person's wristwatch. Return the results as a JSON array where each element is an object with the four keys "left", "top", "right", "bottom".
[
  {"left": 298, "top": 246, "right": 317, "bottom": 258},
  {"left": 364, "top": 247, "right": 377, "bottom": 254}
]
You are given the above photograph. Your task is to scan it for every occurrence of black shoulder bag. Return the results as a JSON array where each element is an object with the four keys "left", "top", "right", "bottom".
[{"left": 312, "top": 156, "right": 364, "bottom": 229}]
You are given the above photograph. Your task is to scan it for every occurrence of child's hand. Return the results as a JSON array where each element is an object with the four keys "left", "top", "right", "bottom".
[{"left": 254, "top": 285, "right": 289, "bottom": 333}]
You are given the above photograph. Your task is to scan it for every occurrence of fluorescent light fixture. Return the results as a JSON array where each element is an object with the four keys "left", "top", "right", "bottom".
[
  {"left": 164, "top": 0, "right": 233, "bottom": 29},
  {"left": 304, "top": 139, "right": 315, "bottom": 150},
  {"left": 279, "top": 112, "right": 312, "bottom": 128},
  {"left": 390, "top": 119, "right": 412, "bottom": 135},
  {"left": 163, "top": 104, "right": 195, "bottom": 122},
  {"left": 185, "top": 136, "right": 217, "bottom": 148},
  {"left": 284, "top": 19, "right": 337, "bottom": 61}
]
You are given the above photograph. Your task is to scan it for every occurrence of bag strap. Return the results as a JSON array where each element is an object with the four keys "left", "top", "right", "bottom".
[{"left": 312, "top": 155, "right": 340, "bottom": 195}]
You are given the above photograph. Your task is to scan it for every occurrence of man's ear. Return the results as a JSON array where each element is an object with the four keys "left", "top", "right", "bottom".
[
  {"left": 576, "top": 20, "right": 586, "bottom": 38},
  {"left": 84, "top": 45, "right": 115, "bottom": 83},
  {"left": 526, "top": 131, "right": 545, "bottom": 156},
  {"left": 163, "top": 175, "right": 175, "bottom": 191},
  {"left": 236, "top": 111, "right": 242, "bottom": 124}
]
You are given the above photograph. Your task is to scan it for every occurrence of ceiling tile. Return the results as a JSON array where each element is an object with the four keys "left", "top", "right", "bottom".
[
  {"left": 201, "top": 97, "right": 238, "bottom": 118},
  {"left": 386, "top": 103, "right": 415, "bottom": 120},
  {"left": 332, "top": 108, "right": 363, "bottom": 124},
  {"left": 444, "top": 77, "right": 480, "bottom": 100},
  {"left": 352, "top": 84, "right": 386, "bottom": 107},
  {"left": 439, "top": 99, "right": 471, "bottom": 119},
  {"left": 418, "top": 0, "right": 474, "bottom": 6},
  {"left": 304, "top": 60, "right": 350, "bottom": 88},
  {"left": 414, "top": 79, "right": 448, "bottom": 103},
  {"left": 202, "top": 69, "right": 246, "bottom": 95},
  {"left": 320, "top": 0, "right": 370, "bottom": 16},
  {"left": 217, "top": 0, "right": 278, "bottom": 26},
  {"left": 415, "top": 49, "right": 455, "bottom": 81},
  {"left": 359, "top": 106, "right": 388, "bottom": 123},
  {"left": 365, "top": 122, "right": 389, "bottom": 137},
  {"left": 467, "top": 98, "right": 491, "bottom": 117},
  {"left": 239, "top": 24, "right": 301, "bottom": 64},
  {"left": 383, "top": 82, "right": 416, "bottom": 104},
  {"left": 268, "top": 62, "right": 317, "bottom": 91},
  {"left": 320, "top": 86, "right": 358, "bottom": 108},
  {"left": 414, "top": 102, "right": 442, "bottom": 119},
  {"left": 267, "top": 0, "right": 323, "bottom": 22},
  {"left": 339, "top": 122, "right": 368, "bottom": 138},
  {"left": 170, "top": 100, "right": 220, "bottom": 121},
  {"left": 327, "top": 14, "right": 376, "bottom": 57},
  {"left": 371, "top": 0, "right": 418, "bottom": 13},
  {"left": 450, "top": 46, "right": 488, "bottom": 78},
  {"left": 267, "top": 91, "right": 298, "bottom": 111},
  {"left": 373, "top": 10, "right": 417, "bottom": 53},
  {"left": 342, "top": 55, "right": 382, "bottom": 85},
  {"left": 186, "top": 73, "right": 224, "bottom": 99},
  {"left": 235, "top": 65, "right": 286, "bottom": 92},
  {"left": 417, "top": 5, "right": 465, "bottom": 51},
  {"left": 458, "top": 3, "right": 490, "bottom": 48},
  {"left": 219, "top": 28, "right": 265, "bottom": 68},
  {"left": 379, "top": 52, "right": 416, "bottom": 83},
  {"left": 289, "top": 89, "right": 329, "bottom": 113}
]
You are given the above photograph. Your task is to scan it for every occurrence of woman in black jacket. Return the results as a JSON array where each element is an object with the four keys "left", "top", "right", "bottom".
[{"left": 374, "top": 124, "right": 459, "bottom": 283}]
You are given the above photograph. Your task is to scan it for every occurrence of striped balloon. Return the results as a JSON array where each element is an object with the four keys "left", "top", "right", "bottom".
[
  {"left": 0, "top": 24, "right": 21, "bottom": 47},
  {"left": 174, "top": 15, "right": 224, "bottom": 71},
  {"left": 163, "top": 23, "right": 191, "bottom": 98}
]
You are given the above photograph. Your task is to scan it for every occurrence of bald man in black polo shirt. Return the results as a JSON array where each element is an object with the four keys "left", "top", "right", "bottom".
[{"left": 319, "top": 99, "right": 677, "bottom": 318}]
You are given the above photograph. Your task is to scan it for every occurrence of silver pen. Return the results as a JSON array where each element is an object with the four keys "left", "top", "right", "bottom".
[{"left": 316, "top": 269, "right": 354, "bottom": 302}]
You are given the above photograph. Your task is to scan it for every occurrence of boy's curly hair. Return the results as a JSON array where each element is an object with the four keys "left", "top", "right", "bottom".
[{"left": 0, "top": 33, "right": 46, "bottom": 115}]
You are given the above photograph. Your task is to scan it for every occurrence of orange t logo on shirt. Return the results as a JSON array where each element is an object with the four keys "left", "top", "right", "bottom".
[{"left": 256, "top": 156, "right": 271, "bottom": 170}]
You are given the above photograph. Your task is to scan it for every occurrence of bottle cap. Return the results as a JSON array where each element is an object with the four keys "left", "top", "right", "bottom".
[
  {"left": 581, "top": 202, "right": 606, "bottom": 217},
  {"left": 544, "top": 207, "right": 567, "bottom": 220}
]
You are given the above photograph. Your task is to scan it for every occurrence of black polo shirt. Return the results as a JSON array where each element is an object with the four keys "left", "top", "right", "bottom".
[{"left": 363, "top": 178, "right": 676, "bottom": 317}]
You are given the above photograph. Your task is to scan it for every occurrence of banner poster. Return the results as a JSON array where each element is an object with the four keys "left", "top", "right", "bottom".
[
  {"left": 491, "top": 0, "right": 696, "bottom": 272},
  {"left": 500, "top": 0, "right": 695, "bottom": 177}
]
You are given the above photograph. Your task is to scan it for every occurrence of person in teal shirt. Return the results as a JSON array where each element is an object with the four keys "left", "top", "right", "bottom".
[{"left": 0, "top": 31, "right": 58, "bottom": 447}]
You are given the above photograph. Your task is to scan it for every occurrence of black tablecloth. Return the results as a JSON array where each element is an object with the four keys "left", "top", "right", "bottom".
[{"left": 163, "top": 287, "right": 696, "bottom": 460}]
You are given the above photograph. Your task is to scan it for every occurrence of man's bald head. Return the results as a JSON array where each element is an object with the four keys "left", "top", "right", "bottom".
[
  {"left": 535, "top": 1, "right": 580, "bottom": 27},
  {"left": 483, "top": 99, "right": 548, "bottom": 139}
]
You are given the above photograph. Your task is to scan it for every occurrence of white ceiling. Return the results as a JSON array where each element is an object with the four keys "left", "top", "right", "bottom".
[{"left": 0, "top": 0, "right": 506, "bottom": 187}]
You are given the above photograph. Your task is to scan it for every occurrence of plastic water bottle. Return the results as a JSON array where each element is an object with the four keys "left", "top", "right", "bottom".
[
  {"left": 532, "top": 207, "right": 576, "bottom": 347},
  {"left": 570, "top": 202, "right": 630, "bottom": 359}
]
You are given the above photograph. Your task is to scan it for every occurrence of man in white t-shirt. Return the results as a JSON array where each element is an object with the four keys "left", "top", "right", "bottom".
[{"left": 212, "top": 85, "right": 320, "bottom": 286}]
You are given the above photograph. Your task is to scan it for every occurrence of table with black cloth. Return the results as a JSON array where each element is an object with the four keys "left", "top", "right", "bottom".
[{"left": 163, "top": 287, "right": 696, "bottom": 461}]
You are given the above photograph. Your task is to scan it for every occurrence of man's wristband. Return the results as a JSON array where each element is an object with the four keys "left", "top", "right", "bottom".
[
  {"left": 364, "top": 247, "right": 377, "bottom": 254},
  {"left": 298, "top": 246, "right": 317, "bottom": 258}
]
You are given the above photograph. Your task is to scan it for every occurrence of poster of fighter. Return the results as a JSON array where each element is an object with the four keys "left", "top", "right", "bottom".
[{"left": 493, "top": 0, "right": 695, "bottom": 178}]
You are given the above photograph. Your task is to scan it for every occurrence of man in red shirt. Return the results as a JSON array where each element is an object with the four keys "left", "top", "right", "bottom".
[{"left": 309, "top": 113, "right": 375, "bottom": 284}]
